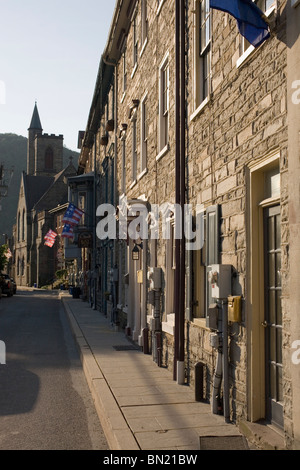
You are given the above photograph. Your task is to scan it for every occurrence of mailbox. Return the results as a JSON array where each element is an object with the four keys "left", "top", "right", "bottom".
[{"left": 228, "top": 296, "right": 242, "bottom": 323}]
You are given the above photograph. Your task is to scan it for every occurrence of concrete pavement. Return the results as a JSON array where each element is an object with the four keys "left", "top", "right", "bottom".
[{"left": 59, "top": 292, "right": 284, "bottom": 451}]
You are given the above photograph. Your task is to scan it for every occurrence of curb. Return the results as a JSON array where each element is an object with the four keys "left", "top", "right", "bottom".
[{"left": 61, "top": 297, "right": 140, "bottom": 451}]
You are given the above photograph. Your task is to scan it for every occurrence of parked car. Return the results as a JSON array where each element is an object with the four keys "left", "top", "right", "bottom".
[
  {"left": 0, "top": 274, "right": 14, "bottom": 297},
  {"left": 10, "top": 278, "right": 17, "bottom": 294}
]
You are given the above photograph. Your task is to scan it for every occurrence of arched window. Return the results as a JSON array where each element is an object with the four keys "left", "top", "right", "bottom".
[
  {"left": 21, "top": 256, "right": 25, "bottom": 276},
  {"left": 45, "top": 147, "right": 54, "bottom": 170},
  {"left": 22, "top": 209, "right": 25, "bottom": 240},
  {"left": 17, "top": 257, "right": 20, "bottom": 276},
  {"left": 17, "top": 212, "right": 21, "bottom": 242}
]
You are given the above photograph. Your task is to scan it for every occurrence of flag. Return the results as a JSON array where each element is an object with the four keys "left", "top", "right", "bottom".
[
  {"left": 62, "top": 203, "right": 84, "bottom": 226},
  {"left": 61, "top": 224, "right": 74, "bottom": 239},
  {"left": 209, "top": 0, "right": 270, "bottom": 48},
  {"left": 44, "top": 229, "right": 57, "bottom": 248},
  {"left": 5, "top": 248, "right": 12, "bottom": 259}
]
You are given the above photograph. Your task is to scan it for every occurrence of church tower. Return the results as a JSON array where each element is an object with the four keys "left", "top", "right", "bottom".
[
  {"left": 27, "top": 103, "right": 64, "bottom": 177},
  {"left": 27, "top": 102, "right": 43, "bottom": 175}
]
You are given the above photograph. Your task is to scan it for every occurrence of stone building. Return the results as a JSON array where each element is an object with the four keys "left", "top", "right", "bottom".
[
  {"left": 14, "top": 104, "right": 76, "bottom": 287},
  {"left": 74, "top": 0, "right": 300, "bottom": 449}
]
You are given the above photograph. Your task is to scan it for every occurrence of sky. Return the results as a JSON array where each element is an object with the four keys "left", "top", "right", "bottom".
[{"left": 0, "top": 0, "right": 116, "bottom": 151}]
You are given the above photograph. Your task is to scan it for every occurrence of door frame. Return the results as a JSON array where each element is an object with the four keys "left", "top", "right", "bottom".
[{"left": 246, "top": 151, "right": 281, "bottom": 423}]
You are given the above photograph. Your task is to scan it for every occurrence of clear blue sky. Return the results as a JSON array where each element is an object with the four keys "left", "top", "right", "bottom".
[{"left": 0, "top": 0, "right": 116, "bottom": 151}]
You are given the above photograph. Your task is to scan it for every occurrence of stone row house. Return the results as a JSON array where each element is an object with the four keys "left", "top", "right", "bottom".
[{"left": 69, "top": 0, "right": 300, "bottom": 448}]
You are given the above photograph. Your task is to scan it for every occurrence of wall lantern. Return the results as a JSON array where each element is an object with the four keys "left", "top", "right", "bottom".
[{"left": 131, "top": 242, "right": 143, "bottom": 261}]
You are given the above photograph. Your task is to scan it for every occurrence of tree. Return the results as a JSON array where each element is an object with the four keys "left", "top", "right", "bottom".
[{"left": 0, "top": 245, "right": 9, "bottom": 272}]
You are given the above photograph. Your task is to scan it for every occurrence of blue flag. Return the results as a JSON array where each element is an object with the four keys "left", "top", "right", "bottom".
[{"left": 210, "top": 0, "right": 270, "bottom": 47}]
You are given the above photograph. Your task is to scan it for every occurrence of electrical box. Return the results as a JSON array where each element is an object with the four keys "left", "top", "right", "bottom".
[
  {"left": 206, "top": 303, "right": 219, "bottom": 330},
  {"left": 208, "top": 264, "right": 232, "bottom": 299},
  {"left": 137, "top": 270, "right": 143, "bottom": 284},
  {"left": 210, "top": 333, "right": 221, "bottom": 349},
  {"left": 147, "top": 267, "right": 162, "bottom": 290},
  {"left": 228, "top": 296, "right": 242, "bottom": 322}
]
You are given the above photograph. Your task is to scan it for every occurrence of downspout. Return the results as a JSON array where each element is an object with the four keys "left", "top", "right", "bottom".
[
  {"left": 93, "top": 131, "right": 97, "bottom": 310},
  {"left": 174, "top": 0, "right": 181, "bottom": 381},
  {"left": 177, "top": 0, "right": 186, "bottom": 385}
]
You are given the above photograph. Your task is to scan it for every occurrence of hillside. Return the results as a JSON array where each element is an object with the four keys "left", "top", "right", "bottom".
[{"left": 0, "top": 133, "right": 79, "bottom": 238}]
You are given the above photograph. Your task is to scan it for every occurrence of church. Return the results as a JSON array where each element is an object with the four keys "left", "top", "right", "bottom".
[{"left": 13, "top": 103, "right": 76, "bottom": 287}]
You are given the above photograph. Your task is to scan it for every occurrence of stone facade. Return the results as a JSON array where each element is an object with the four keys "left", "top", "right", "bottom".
[{"left": 75, "top": 0, "right": 300, "bottom": 448}]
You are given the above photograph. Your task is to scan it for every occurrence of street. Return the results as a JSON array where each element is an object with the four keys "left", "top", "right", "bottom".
[{"left": 0, "top": 288, "right": 109, "bottom": 450}]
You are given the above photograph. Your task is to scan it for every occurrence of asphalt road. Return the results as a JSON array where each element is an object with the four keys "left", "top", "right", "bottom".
[{"left": 0, "top": 288, "right": 109, "bottom": 450}]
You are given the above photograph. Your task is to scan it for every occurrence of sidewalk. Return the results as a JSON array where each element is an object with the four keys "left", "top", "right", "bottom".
[{"left": 60, "top": 293, "right": 254, "bottom": 451}]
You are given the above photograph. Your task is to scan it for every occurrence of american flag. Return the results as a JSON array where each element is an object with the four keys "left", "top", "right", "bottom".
[
  {"left": 62, "top": 203, "right": 84, "bottom": 226},
  {"left": 44, "top": 229, "right": 57, "bottom": 248},
  {"left": 5, "top": 248, "right": 12, "bottom": 259},
  {"left": 61, "top": 224, "right": 74, "bottom": 239}
]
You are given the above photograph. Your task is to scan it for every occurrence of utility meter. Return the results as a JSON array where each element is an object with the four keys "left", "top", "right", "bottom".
[{"left": 208, "top": 264, "right": 232, "bottom": 299}]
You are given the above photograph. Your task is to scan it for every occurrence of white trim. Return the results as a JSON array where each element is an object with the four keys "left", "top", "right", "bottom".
[
  {"left": 237, "top": 4, "right": 276, "bottom": 68},
  {"left": 237, "top": 44, "right": 255, "bottom": 68},
  {"left": 190, "top": 96, "right": 209, "bottom": 121},
  {"left": 131, "top": 63, "right": 137, "bottom": 79},
  {"left": 140, "top": 38, "right": 148, "bottom": 58},
  {"left": 137, "top": 168, "right": 148, "bottom": 181},
  {"left": 156, "top": 144, "right": 169, "bottom": 162},
  {"left": 156, "top": 0, "right": 165, "bottom": 16}
]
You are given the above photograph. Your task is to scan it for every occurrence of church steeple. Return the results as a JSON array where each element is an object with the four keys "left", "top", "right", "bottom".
[
  {"left": 28, "top": 102, "right": 43, "bottom": 131},
  {"left": 27, "top": 102, "right": 43, "bottom": 175}
]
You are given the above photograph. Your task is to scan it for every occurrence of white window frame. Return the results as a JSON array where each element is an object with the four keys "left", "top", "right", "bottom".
[
  {"left": 237, "top": 1, "right": 276, "bottom": 67},
  {"left": 132, "top": 12, "right": 138, "bottom": 77},
  {"left": 157, "top": 0, "right": 165, "bottom": 16},
  {"left": 193, "top": 0, "right": 211, "bottom": 117},
  {"left": 139, "top": 92, "right": 148, "bottom": 179},
  {"left": 140, "top": 0, "right": 148, "bottom": 56},
  {"left": 121, "top": 137, "right": 126, "bottom": 196},
  {"left": 131, "top": 110, "right": 138, "bottom": 185},
  {"left": 157, "top": 52, "right": 169, "bottom": 159}
]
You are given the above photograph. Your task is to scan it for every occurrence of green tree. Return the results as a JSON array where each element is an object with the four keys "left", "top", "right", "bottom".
[{"left": 0, "top": 245, "right": 9, "bottom": 272}]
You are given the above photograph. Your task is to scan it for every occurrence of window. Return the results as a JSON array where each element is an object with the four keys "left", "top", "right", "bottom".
[
  {"left": 239, "top": 1, "right": 275, "bottom": 58},
  {"left": 17, "top": 212, "right": 20, "bottom": 242},
  {"left": 193, "top": 205, "right": 220, "bottom": 319},
  {"left": 132, "top": 13, "right": 138, "bottom": 72},
  {"left": 141, "top": 0, "right": 148, "bottom": 50},
  {"left": 45, "top": 147, "right": 54, "bottom": 170},
  {"left": 122, "top": 50, "right": 127, "bottom": 95},
  {"left": 158, "top": 54, "right": 169, "bottom": 155},
  {"left": 194, "top": 0, "right": 211, "bottom": 112},
  {"left": 121, "top": 140, "right": 126, "bottom": 195},
  {"left": 78, "top": 192, "right": 86, "bottom": 226},
  {"left": 131, "top": 113, "right": 138, "bottom": 183},
  {"left": 22, "top": 210, "right": 25, "bottom": 241},
  {"left": 140, "top": 94, "right": 148, "bottom": 175}
]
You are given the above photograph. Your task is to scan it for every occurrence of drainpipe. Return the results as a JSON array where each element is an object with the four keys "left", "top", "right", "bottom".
[
  {"left": 178, "top": 0, "right": 186, "bottom": 384},
  {"left": 93, "top": 132, "right": 97, "bottom": 310},
  {"left": 174, "top": 0, "right": 181, "bottom": 381},
  {"left": 222, "top": 300, "right": 230, "bottom": 423},
  {"left": 174, "top": 0, "right": 186, "bottom": 385}
]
